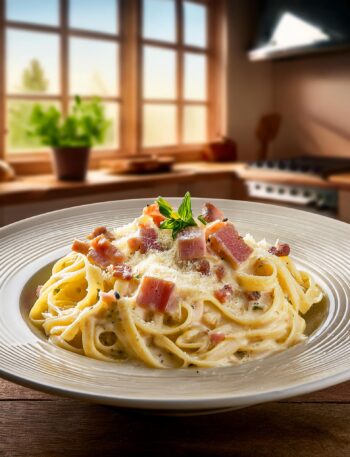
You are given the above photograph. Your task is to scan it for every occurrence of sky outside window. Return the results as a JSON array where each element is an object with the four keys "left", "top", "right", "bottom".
[
  {"left": 143, "top": 0, "right": 176, "bottom": 43},
  {"left": 6, "top": 0, "right": 59, "bottom": 26},
  {"left": 69, "top": 0, "right": 119, "bottom": 35},
  {"left": 184, "top": 1, "right": 207, "bottom": 47}
]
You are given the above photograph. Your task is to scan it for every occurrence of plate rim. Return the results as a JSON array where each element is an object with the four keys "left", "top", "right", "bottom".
[{"left": 1, "top": 197, "right": 350, "bottom": 410}]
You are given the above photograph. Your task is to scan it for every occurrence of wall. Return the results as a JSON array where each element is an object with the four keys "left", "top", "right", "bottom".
[
  {"left": 226, "top": 0, "right": 273, "bottom": 161},
  {"left": 272, "top": 51, "right": 350, "bottom": 158}
]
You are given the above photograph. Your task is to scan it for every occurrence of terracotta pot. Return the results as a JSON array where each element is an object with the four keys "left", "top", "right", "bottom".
[
  {"left": 52, "top": 147, "right": 90, "bottom": 181},
  {"left": 203, "top": 137, "right": 237, "bottom": 162}
]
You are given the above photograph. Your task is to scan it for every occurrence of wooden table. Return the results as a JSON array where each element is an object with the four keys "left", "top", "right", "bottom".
[{"left": 1, "top": 378, "right": 349, "bottom": 456}]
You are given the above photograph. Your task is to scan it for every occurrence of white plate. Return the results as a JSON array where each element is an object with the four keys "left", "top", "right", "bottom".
[{"left": 0, "top": 198, "right": 349, "bottom": 414}]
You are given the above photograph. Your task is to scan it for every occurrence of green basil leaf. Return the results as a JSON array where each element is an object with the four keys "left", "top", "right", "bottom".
[
  {"left": 177, "top": 191, "right": 193, "bottom": 221},
  {"left": 159, "top": 219, "right": 178, "bottom": 230},
  {"left": 172, "top": 221, "right": 186, "bottom": 239},
  {"left": 157, "top": 192, "right": 198, "bottom": 238},
  {"left": 197, "top": 215, "right": 207, "bottom": 225},
  {"left": 157, "top": 197, "right": 177, "bottom": 219}
]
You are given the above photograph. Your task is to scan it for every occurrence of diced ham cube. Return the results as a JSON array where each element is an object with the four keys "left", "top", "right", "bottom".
[
  {"left": 268, "top": 243, "right": 290, "bottom": 257},
  {"left": 177, "top": 227, "right": 206, "bottom": 261},
  {"left": 72, "top": 239, "right": 90, "bottom": 255},
  {"left": 136, "top": 276, "right": 176, "bottom": 313},
  {"left": 194, "top": 259, "right": 210, "bottom": 276},
  {"left": 209, "top": 222, "right": 252, "bottom": 268},
  {"left": 210, "top": 332, "right": 225, "bottom": 344},
  {"left": 214, "top": 284, "right": 234, "bottom": 303},
  {"left": 143, "top": 203, "right": 166, "bottom": 227},
  {"left": 88, "top": 235, "right": 124, "bottom": 268},
  {"left": 202, "top": 203, "right": 224, "bottom": 223},
  {"left": 87, "top": 226, "right": 115, "bottom": 240},
  {"left": 139, "top": 226, "right": 161, "bottom": 254},
  {"left": 128, "top": 227, "right": 161, "bottom": 254},
  {"left": 112, "top": 264, "right": 133, "bottom": 280}
]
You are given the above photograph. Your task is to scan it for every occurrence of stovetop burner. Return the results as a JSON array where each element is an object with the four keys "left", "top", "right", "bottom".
[{"left": 249, "top": 156, "right": 350, "bottom": 178}]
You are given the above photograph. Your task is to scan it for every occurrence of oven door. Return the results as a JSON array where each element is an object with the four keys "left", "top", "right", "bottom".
[{"left": 245, "top": 181, "right": 338, "bottom": 218}]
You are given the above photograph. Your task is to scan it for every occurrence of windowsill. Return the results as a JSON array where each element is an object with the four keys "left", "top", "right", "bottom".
[
  {"left": 0, "top": 162, "right": 242, "bottom": 205},
  {"left": 7, "top": 146, "right": 207, "bottom": 175},
  {"left": 1, "top": 161, "right": 346, "bottom": 207}
]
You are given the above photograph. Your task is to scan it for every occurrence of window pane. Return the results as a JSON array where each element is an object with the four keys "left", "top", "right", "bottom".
[
  {"left": 143, "top": 46, "right": 176, "bottom": 99},
  {"left": 184, "top": 53, "right": 207, "bottom": 101},
  {"left": 7, "top": 100, "right": 60, "bottom": 153},
  {"left": 143, "top": 0, "right": 176, "bottom": 43},
  {"left": 70, "top": 38, "right": 119, "bottom": 96},
  {"left": 99, "top": 102, "right": 120, "bottom": 149},
  {"left": 6, "top": 0, "right": 59, "bottom": 26},
  {"left": 7, "top": 30, "right": 59, "bottom": 94},
  {"left": 143, "top": 104, "right": 176, "bottom": 147},
  {"left": 184, "top": 1, "right": 207, "bottom": 48},
  {"left": 69, "top": 0, "right": 118, "bottom": 35},
  {"left": 183, "top": 105, "right": 207, "bottom": 144}
]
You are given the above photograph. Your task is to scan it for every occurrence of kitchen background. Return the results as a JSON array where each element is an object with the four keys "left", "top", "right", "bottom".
[{"left": 0, "top": 0, "right": 350, "bottom": 225}]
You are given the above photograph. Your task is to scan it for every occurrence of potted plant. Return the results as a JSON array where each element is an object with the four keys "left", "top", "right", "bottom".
[{"left": 28, "top": 96, "right": 110, "bottom": 181}]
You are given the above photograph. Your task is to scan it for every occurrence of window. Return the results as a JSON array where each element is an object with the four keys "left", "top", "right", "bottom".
[
  {"left": 0, "top": 0, "right": 224, "bottom": 168},
  {"left": 1, "top": 0, "right": 120, "bottom": 156},
  {"left": 141, "top": 0, "right": 210, "bottom": 148}
]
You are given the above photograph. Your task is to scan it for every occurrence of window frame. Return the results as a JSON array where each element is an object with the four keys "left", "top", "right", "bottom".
[{"left": 0, "top": 0, "right": 226, "bottom": 174}]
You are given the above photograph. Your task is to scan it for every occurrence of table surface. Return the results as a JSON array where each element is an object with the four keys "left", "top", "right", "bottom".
[{"left": 1, "top": 377, "right": 349, "bottom": 456}]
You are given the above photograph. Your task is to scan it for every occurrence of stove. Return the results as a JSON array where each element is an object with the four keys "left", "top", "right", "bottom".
[
  {"left": 249, "top": 156, "right": 350, "bottom": 178},
  {"left": 245, "top": 156, "right": 350, "bottom": 216}
]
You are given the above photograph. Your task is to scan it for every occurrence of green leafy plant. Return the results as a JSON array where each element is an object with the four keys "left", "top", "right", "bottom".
[
  {"left": 157, "top": 192, "right": 205, "bottom": 238},
  {"left": 28, "top": 96, "right": 111, "bottom": 148}
]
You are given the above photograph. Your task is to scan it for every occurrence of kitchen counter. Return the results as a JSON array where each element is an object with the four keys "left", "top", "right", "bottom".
[
  {"left": 329, "top": 172, "right": 350, "bottom": 190},
  {"left": 2, "top": 161, "right": 350, "bottom": 206}
]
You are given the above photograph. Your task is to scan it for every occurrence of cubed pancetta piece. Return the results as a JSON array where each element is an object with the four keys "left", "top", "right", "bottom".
[
  {"left": 209, "top": 332, "right": 225, "bottom": 344},
  {"left": 177, "top": 227, "right": 206, "bottom": 261},
  {"left": 136, "top": 276, "right": 176, "bottom": 313},
  {"left": 139, "top": 226, "right": 161, "bottom": 254},
  {"left": 268, "top": 243, "right": 290, "bottom": 257},
  {"left": 87, "top": 226, "right": 115, "bottom": 241},
  {"left": 128, "top": 226, "right": 161, "bottom": 254},
  {"left": 214, "top": 284, "right": 234, "bottom": 303},
  {"left": 209, "top": 222, "right": 252, "bottom": 268},
  {"left": 246, "top": 291, "right": 261, "bottom": 301},
  {"left": 214, "top": 264, "right": 225, "bottom": 281},
  {"left": 72, "top": 239, "right": 90, "bottom": 255},
  {"left": 202, "top": 203, "right": 224, "bottom": 223},
  {"left": 194, "top": 259, "right": 210, "bottom": 276},
  {"left": 112, "top": 264, "right": 133, "bottom": 280},
  {"left": 88, "top": 235, "right": 124, "bottom": 268}
]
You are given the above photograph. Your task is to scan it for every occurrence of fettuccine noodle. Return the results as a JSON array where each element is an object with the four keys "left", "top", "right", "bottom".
[{"left": 30, "top": 198, "right": 323, "bottom": 368}]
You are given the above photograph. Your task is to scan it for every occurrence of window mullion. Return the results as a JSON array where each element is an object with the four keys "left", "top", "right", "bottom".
[
  {"left": 207, "top": 0, "right": 225, "bottom": 142},
  {"left": 176, "top": 0, "right": 183, "bottom": 146},
  {"left": 120, "top": 0, "right": 140, "bottom": 155},
  {"left": 60, "top": 0, "right": 69, "bottom": 116}
]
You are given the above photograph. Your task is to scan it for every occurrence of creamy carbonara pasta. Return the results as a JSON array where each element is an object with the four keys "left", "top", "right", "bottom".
[{"left": 30, "top": 193, "right": 323, "bottom": 368}]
